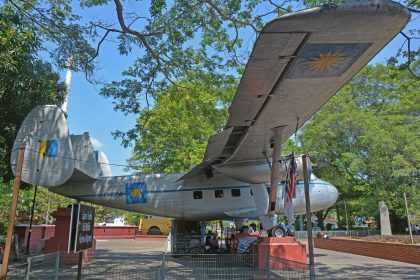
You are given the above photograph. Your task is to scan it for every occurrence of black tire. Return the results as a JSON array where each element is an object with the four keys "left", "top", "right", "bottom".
[
  {"left": 148, "top": 226, "right": 162, "bottom": 235},
  {"left": 271, "top": 226, "right": 285, "bottom": 237}
]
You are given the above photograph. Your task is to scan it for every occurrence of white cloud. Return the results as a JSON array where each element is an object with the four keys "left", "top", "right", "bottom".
[{"left": 90, "top": 137, "right": 104, "bottom": 149}]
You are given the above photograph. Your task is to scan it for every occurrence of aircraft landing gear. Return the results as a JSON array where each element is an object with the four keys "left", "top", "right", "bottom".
[
  {"left": 269, "top": 225, "right": 285, "bottom": 237},
  {"left": 268, "top": 224, "right": 295, "bottom": 237}
]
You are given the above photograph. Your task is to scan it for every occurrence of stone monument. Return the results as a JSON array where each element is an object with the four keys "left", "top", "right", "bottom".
[{"left": 379, "top": 201, "right": 392, "bottom": 235}]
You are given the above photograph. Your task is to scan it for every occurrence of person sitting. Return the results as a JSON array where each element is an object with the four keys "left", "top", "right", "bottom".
[{"left": 316, "top": 232, "right": 331, "bottom": 239}]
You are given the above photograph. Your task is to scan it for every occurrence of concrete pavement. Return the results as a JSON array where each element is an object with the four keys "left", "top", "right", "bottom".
[
  {"left": 95, "top": 238, "right": 420, "bottom": 279},
  {"left": 313, "top": 247, "right": 420, "bottom": 279}
]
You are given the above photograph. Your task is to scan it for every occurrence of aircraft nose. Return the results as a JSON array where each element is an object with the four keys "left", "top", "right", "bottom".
[{"left": 328, "top": 184, "right": 339, "bottom": 203}]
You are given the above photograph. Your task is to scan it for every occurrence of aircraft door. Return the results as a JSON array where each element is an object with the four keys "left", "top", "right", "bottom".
[{"left": 250, "top": 184, "right": 269, "bottom": 216}]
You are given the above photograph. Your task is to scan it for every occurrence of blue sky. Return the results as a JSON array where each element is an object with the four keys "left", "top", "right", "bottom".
[{"left": 63, "top": 3, "right": 419, "bottom": 176}]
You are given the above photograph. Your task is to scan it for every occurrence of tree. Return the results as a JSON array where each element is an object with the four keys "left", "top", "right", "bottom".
[
  {"left": 0, "top": 7, "right": 68, "bottom": 234},
  {"left": 127, "top": 73, "right": 236, "bottom": 173},
  {"left": 299, "top": 60, "right": 419, "bottom": 232},
  {"left": 4, "top": 0, "right": 417, "bottom": 147},
  {"left": 0, "top": 6, "right": 66, "bottom": 182}
]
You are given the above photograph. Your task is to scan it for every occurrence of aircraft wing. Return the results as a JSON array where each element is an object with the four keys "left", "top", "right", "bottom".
[{"left": 181, "top": 0, "right": 410, "bottom": 180}]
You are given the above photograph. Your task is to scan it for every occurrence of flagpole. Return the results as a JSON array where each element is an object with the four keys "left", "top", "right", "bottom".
[{"left": 403, "top": 192, "right": 414, "bottom": 245}]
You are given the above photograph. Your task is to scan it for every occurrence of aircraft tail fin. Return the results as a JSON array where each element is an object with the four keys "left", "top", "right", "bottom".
[
  {"left": 96, "top": 151, "right": 112, "bottom": 177},
  {"left": 11, "top": 105, "right": 102, "bottom": 187},
  {"left": 69, "top": 133, "right": 99, "bottom": 182},
  {"left": 11, "top": 105, "right": 75, "bottom": 187}
]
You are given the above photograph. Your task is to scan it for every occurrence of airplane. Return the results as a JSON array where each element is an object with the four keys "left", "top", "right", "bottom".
[{"left": 10, "top": 0, "right": 410, "bottom": 237}]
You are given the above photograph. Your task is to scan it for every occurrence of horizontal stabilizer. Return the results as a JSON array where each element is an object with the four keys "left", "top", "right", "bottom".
[{"left": 11, "top": 105, "right": 74, "bottom": 187}]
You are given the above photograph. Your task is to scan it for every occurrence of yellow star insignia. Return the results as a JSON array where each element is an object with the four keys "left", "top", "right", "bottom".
[
  {"left": 131, "top": 188, "right": 141, "bottom": 198},
  {"left": 307, "top": 51, "right": 344, "bottom": 72}
]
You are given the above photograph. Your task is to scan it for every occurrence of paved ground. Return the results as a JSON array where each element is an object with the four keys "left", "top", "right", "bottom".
[
  {"left": 314, "top": 247, "right": 420, "bottom": 279},
  {"left": 96, "top": 238, "right": 167, "bottom": 253},
  {"left": 96, "top": 238, "right": 420, "bottom": 279}
]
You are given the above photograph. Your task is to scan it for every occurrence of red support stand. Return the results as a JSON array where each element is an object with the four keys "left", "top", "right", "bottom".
[{"left": 250, "top": 237, "right": 307, "bottom": 269}]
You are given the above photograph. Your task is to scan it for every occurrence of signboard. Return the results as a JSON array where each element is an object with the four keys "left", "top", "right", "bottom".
[{"left": 68, "top": 203, "right": 95, "bottom": 253}]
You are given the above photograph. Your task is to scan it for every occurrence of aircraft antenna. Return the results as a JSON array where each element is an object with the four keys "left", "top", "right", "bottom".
[{"left": 62, "top": 59, "right": 73, "bottom": 116}]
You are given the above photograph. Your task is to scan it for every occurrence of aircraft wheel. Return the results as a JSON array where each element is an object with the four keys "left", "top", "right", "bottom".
[
  {"left": 271, "top": 226, "right": 284, "bottom": 237},
  {"left": 148, "top": 226, "right": 162, "bottom": 235}
]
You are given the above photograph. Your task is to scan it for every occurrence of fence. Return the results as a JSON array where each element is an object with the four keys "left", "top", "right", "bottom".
[
  {"left": 295, "top": 229, "right": 380, "bottom": 239},
  {"left": 6, "top": 252, "right": 310, "bottom": 280}
]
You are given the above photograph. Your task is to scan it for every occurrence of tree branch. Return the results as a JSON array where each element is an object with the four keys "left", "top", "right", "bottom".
[
  {"left": 84, "top": 29, "right": 111, "bottom": 82},
  {"left": 203, "top": 0, "right": 259, "bottom": 33},
  {"left": 400, "top": 31, "right": 419, "bottom": 79}
]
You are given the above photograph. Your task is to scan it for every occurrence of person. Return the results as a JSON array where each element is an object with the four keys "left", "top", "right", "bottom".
[
  {"left": 316, "top": 232, "right": 331, "bottom": 239},
  {"left": 205, "top": 235, "right": 212, "bottom": 253},
  {"left": 232, "top": 234, "right": 239, "bottom": 254},
  {"left": 210, "top": 233, "right": 219, "bottom": 252},
  {"left": 225, "top": 236, "right": 232, "bottom": 253},
  {"left": 414, "top": 224, "right": 419, "bottom": 236}
]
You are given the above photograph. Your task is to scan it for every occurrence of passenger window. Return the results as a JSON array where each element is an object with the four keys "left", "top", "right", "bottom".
[
  {"left": 215, "top": 190, "right": 224, "bottom": 198},
  {"left": 231, "top": 189, "right": 241, "bottom": 197},
  {"left": 193, "top": 191, "right": 202, "bottom": 199}
]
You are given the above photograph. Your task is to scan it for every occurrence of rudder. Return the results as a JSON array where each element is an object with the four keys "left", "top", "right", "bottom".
[{"left": 11, "top": 105, "right": 74, "bottom": 187}]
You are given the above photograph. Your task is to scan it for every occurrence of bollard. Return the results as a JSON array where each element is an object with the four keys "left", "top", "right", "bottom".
[
  {"left": 25, "top": 256, "right": 32, "bottom": 280},
  {"left": 161, "top": 252, "right": 166, "bottom": 280},
  {"left": 54, "top": 251, "right": 60, "bottom": 280}
]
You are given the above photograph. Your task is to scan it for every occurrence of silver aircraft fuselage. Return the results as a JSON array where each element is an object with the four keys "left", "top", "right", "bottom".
[{"left": 51, "top": 173, "right": 338, "bottom": 221}]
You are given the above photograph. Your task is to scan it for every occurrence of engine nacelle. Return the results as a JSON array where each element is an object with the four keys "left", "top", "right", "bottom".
[{"left": 213, "top": 155, "right": 312, "bottom": 184}]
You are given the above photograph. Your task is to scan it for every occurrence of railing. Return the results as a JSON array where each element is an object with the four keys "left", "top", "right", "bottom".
[
  {"left": 6, "top": 251, "right": 310, "bottom": 279},
  {"left": 295, "top": 229, "right": 380, "bottom": 239}
]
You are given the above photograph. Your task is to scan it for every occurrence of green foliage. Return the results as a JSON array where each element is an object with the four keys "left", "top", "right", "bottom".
[
  {"left": 4, "top": 0, "right": 417, "bottom": 147},
  {"left": 0, "top": 183, "right": 76, "bottom": 235},
  {"left": 0, "top": 182, "right": 142, "bottom": 234},
  {"left": 93, "top": 204, "right": 143, "bottom": 226},
  {"left": 1, "top": 0, "right": 418, "bottom": 230},
  {"left": 93, "top": 0, "right": 309, "bottom": 143},
  {"left": 300, "top": 61, "right": 420, "bottom": 229},
  {"left": 2, "top": 0, "right": 95, "bottom": 73},
  {"left": 0, "top": 7, "right": 66, "bottom": 182},
  {"left": 127, "top": 73, "right": 237, "bottom": 173}
]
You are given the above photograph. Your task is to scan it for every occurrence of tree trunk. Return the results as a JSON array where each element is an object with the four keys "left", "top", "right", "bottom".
[{"left": 389, "top": 212, "right": 406, "bottom": 234}]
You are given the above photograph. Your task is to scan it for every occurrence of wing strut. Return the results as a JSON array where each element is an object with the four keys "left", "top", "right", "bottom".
[{"left": 268, "top": 126, "right": 286, "bottom": 215}]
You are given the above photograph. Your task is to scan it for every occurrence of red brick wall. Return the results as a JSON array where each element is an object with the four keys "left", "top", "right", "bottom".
[
  {"left": 93, "top": 226, "right": 138, "bottom": 239},
  {"left": 314, "top": 238, "right": 420, "bottom": 265}
]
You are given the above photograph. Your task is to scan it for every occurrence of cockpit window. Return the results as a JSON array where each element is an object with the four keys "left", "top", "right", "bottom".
[{"left": 215, "top": 190, "right": 224, "bottom": 198}]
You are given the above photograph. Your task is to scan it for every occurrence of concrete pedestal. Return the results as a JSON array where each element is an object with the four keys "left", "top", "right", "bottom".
[
  {"left": 15, "top": 224, "right": 55, "bottom": 253},
  {"left": 44, "top": 207, "right": 95, "bottom": 263},
  {"left": 250, "top": 237, "right": 307, "bottom": 269}
]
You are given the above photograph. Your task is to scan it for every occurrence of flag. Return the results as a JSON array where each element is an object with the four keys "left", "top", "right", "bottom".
[
  {"left": 126, "top": 182, "right": 148, "bottom": 204},
  {"left": 39, "top": 140, "right": 59, "bottom": 158},
  {"left": 284, "top": 155, "right": 298, "bottom": 224},
  {"left": 287, "top": 155, "right": 298, "bottom": 201}
]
